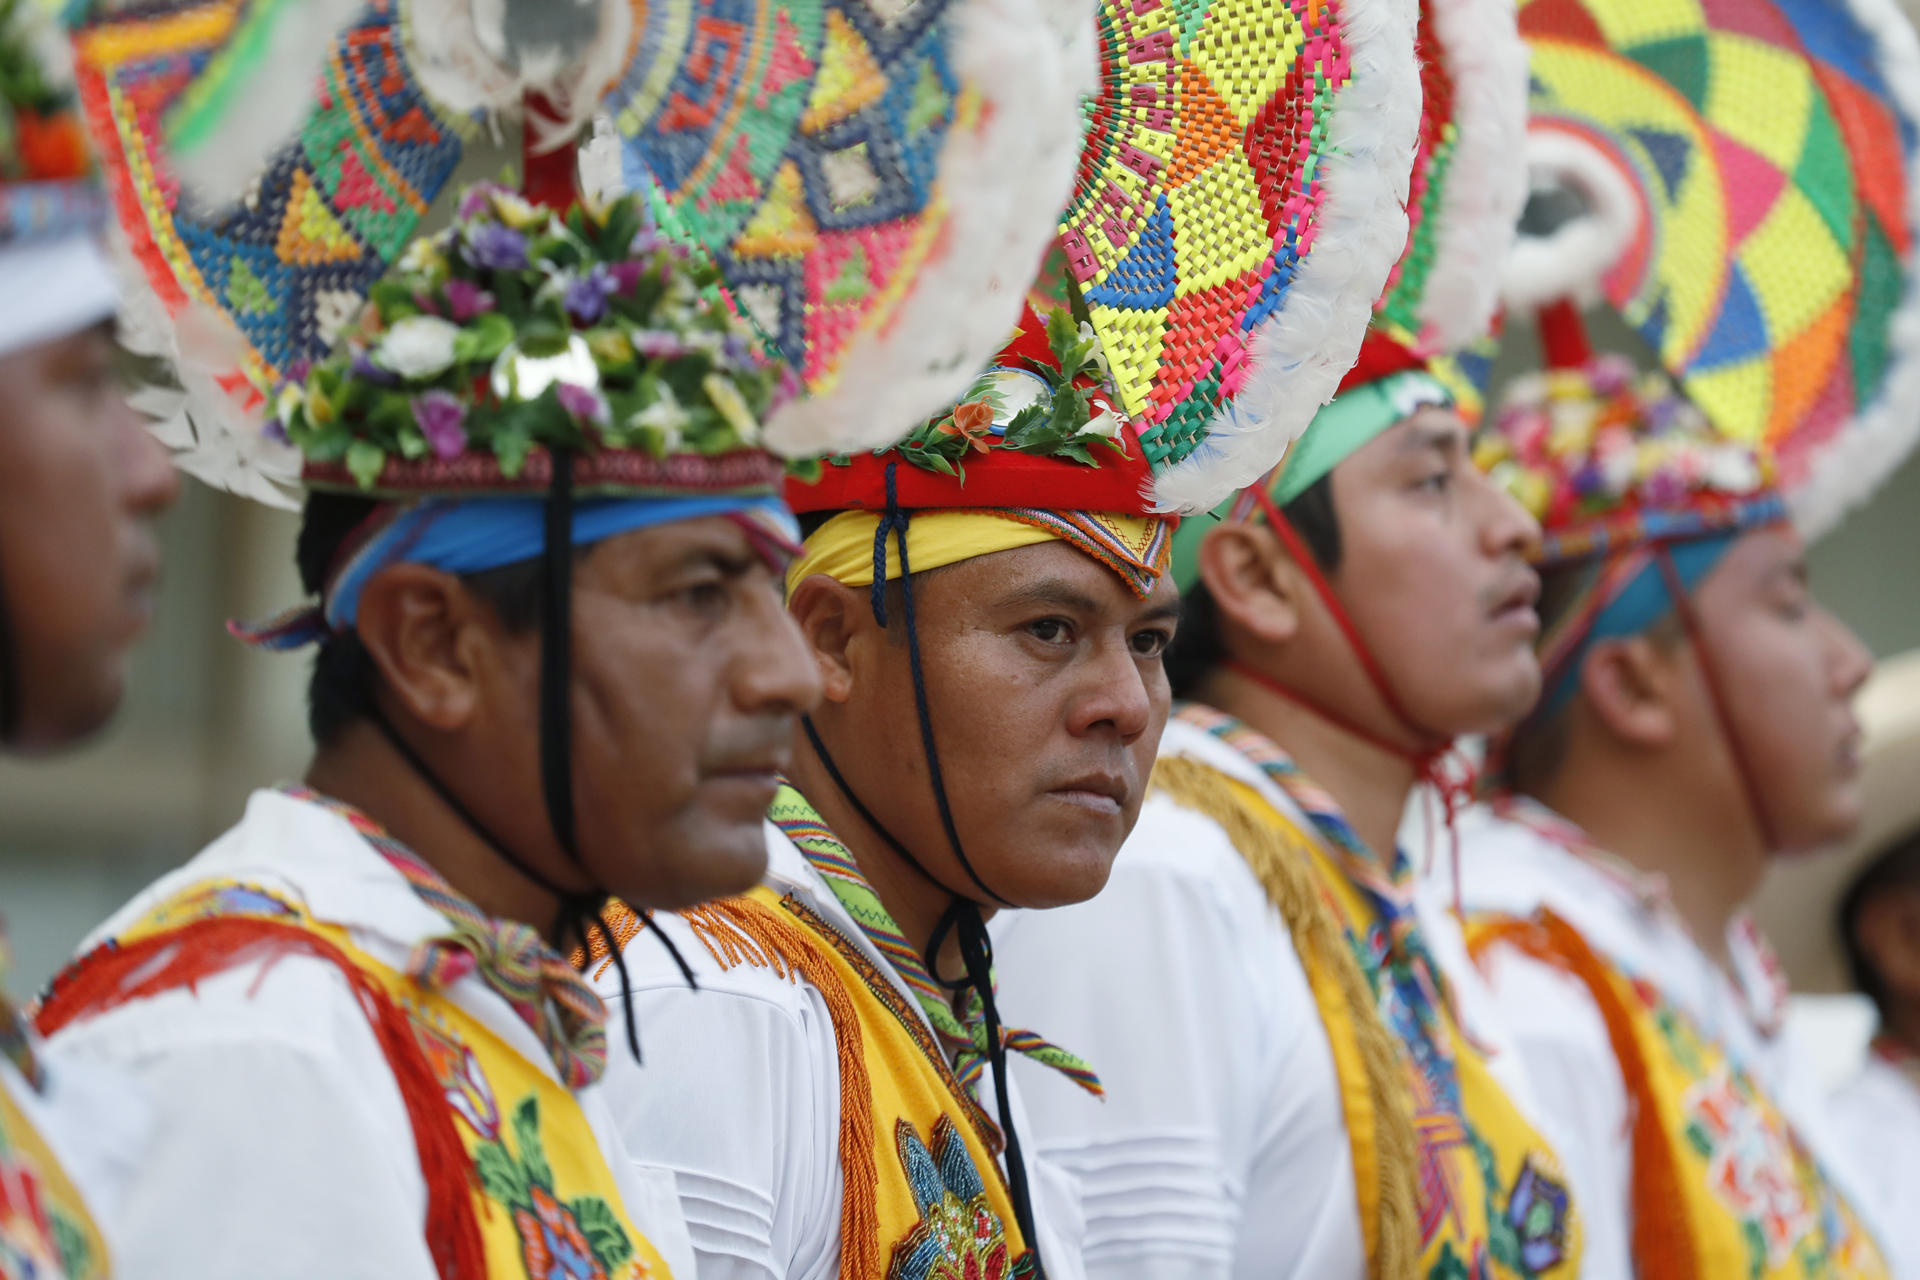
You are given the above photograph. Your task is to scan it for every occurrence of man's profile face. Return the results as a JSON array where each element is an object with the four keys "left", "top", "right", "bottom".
[
  {"left": 1325, "top": 409, "right": 1544, "bottom": 737},
  {"left": 1691, "top": 525, "right": 1872, "bottom": 856},
  {"left": 0, "top": 324, "right": 178, "bottom": 753},
  {"left": 819, "top": 539, "right": 1180, "bottom": 910}
]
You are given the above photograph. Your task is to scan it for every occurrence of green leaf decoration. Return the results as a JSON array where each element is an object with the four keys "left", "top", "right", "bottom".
[
  {"left": 572, "top": 1196, "right": 634, "bottom": 1270},
  {"left": 453, "top": 312, "right": 515, "bottom": 365},
  {"left": 345, "top": 440, "right": 387, "bottom": 489},
  {"left": 511, "top": 1097, "right": 553, "bottom": 1192},
  {"left": 474, "top": 1139, "right": 531, "bottom": 1212}
]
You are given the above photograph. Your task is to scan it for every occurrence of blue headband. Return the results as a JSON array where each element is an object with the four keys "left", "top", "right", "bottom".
[
  {"left": 1534, "top": 533, "right": 1739, "bottom": 722},
  {"left": 233, "top": 493, "right": 797, "bottom": 650}
]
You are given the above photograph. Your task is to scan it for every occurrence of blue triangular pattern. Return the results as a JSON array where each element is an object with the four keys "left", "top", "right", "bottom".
[
  {"left": 1243, "top": 254, "right": 1295, "bottom": 330},
  {"left": 1085, "top": 193, "right": 1177, "bottom": 310},
  {"left": 1692, "top": 264, "right": 1770, "bottom": 369},
  {"left": 1640, "top": 294, "right": 1672, "bottom": 357},
  {"left": 1627, "top": 126, "right": 1692, "bottom": 200},
  {"left": 876, "top": 24, "right": 954, "bottom": 206}
]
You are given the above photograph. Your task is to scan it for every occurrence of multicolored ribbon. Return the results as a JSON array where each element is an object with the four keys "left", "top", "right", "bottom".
[
  {"left": 1178, "top": 703, "right": 1461, "bottom": 1114},
  {"left": 768, "top": 784, "right": 1102, "bottom": 1101},
  {"left": 285, "top": 787, "right": 608, "bottom": 1089}
]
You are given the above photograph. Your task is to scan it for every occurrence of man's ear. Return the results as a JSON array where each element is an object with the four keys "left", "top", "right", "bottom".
[
  {"left": 353, "top": 563, "right": 492, "bottom": 731},
  {"left": 1578, "top": 634, "right": 1681, "bottom": 749},
  {"left": 785, "top": 574, "right": 870, "bottom": 704},
  {"left": 1198, "top": 522, "right": 1306, "bottom": 647}
]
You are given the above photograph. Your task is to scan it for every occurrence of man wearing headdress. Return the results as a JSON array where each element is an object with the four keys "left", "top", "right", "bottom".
[
  {"left": 34, "top": 165, "right": 829, "bottom": 1273},
  {"left": 0, "top": 0, "right": 179, "bottom": 1272},
  {"left": 989, "top": 6, "right": 1583, "bottom": 1275}
]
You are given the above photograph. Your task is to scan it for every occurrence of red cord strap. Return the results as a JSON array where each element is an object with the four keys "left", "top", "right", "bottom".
[{"left": 1651, "top": 546, "right": 1777, "bottom": 853}]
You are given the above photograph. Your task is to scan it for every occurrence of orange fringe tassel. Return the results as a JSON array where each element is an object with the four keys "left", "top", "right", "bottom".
[
  {"left": 1472, "top": 913, "right": 1698, "bottom": 1280},
  {"left": 39, "top": 919, "right": 489, "bottom": 1280}
]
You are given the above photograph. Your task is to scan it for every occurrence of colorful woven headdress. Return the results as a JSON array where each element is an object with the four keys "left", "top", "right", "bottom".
[
  {"left": 785, "top": 0, "right": 1432, "bottom": 604},
  {"left": 0, "top": 0, "right": 117, "bottom": 359},
  {"left": 1512, "top": 0, "right": 1920, "bottom": 539},
  {"left": 68, "top": 0, "right": 1094, "bottom": 504},
  {"left": 1165, "top": 0, "right": 1531, "bottom": 590}
]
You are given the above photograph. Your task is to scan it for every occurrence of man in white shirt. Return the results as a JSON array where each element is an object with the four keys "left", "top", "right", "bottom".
[
  {"left": 0, "top": 0, "right": 180, "bottom": 1270},
  {"left": 38, "top": 172, "right": 823, "bottom": 1277}
]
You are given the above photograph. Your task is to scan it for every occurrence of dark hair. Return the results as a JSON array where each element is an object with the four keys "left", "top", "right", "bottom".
[
  {"left": 1841, "top": 831, "right": 1920, "bottom": 1019},
  {"left": 297, "top": 491, "right": 559, "bottom": 747},
  {"left": 1165, "top": 472, "right": 1342, "bottom": 699}
]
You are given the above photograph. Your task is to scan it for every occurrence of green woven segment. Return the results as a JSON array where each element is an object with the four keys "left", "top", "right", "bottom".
[
  {"left": 163, "top": 0, "right": 298, "bottom": 156},
  {"left": 1375, "top": 123, "right": 1457, "bottom": 343},
  {"left": 1143, "top": 364, "right": 1223, "bottom": 469}
]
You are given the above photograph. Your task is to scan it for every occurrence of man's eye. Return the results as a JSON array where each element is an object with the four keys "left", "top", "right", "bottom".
[
  {"left": 1131, "top": 629, "right": 1172, "bottom": 659},
  {"left": 1027, "top": 618, "right": 1072, "bottom": 644},
  {"left": 675, "top": 580, "right": 729, "bottom": 613},
  {"left": 1416, "top": 470, "right": 1452, "bottom": 494}
]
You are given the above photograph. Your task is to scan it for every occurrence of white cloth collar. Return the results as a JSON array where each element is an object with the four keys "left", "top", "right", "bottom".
[{"left": 1457, "top": 797, "right": 1790, "bottom": 1052}]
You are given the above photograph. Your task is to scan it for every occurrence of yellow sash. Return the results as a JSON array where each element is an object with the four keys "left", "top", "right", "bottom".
[
  {"left": 0, "top": 1075, "right": 109, "bottom": 1278},
  {"left": 49, "top": 879, "right": 674, "bottom": 1280},
  {"left": 1473, "top": 912, "right": 1889, "bottom": 1280},
  {"left": 1152, "top": 758, "right": 1584, "bottom": 1280},
  {"left": 644, "top": 886, "right": 1038, "bottom": 1279}
]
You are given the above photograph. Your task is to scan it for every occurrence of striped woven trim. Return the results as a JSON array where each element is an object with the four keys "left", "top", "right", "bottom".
[
  {"left": 1537, "top": 493, "right": 1787, "bottom": 568},
  {"left": 972, "top": 507, "right": 1173, "bottom": 599}
]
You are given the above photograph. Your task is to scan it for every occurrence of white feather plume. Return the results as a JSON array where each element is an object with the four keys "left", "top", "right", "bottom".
[
  {"left": 1786, "top": 0, "right": 1920, "bottom": 542},
  {"left": 166, "top": 0, "right": 370, "bottom": 206},
  {"left": 1418, "top": 0, "right": 1530, "bottom": 350},
  {"left": 1148, "top": 0, "right": 1425, "bottom": 515},
  {"left": 760, "top": 0, "right": 1092, "bottom": 458},
  {"left": 1499, "top": 128, "right": 1641, "bottom": 314}
]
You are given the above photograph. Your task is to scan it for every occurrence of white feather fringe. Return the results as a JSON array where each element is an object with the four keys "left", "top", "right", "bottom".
[
  {"left": 761, "top": 0, "right": 1091, "bottom": 457},
  {"left": 1148, "top": 0, "right": 1424, "bottom": 515},
  {"left": 1499, "top": 127, "right": 1641, "bottom": 314},
  {"left": 167, "top": 0, "right": 369, "bottom": 206},
  {"left": 1787, "top": 0, "right": 1920, "bottom": 542},
  {"left": 402, "top": 0, "right": 631, "bottom": 150},
  {"left": 1418, "top": 0, "right": 1529, "bottom": 351}
]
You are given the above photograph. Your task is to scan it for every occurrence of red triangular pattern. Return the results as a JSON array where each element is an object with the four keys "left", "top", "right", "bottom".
[
  {"left": 1709, "top": 127, "right": 1785, "bottom": 246},
  {"left": 1519, "top": 0, "right": 1607, "bottom": 47}
]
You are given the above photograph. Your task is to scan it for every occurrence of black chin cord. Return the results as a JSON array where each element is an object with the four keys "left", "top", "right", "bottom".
[{"left": 797, "top": 462, "right": 1045, "bottom": 1272}]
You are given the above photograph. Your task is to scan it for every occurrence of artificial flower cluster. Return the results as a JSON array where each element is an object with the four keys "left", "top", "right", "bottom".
[
  {"left": 886, "top": 305, "right": 1130, "bottom": 478},
  {"left": 1473, "top": 354, "right": 1774, "bottom": 528},
  {"left": 273, "top": 183, "right": 796, "bottom": 489},
  {"left": 0, "top": 0, "right": 93, "bottom": 183}
]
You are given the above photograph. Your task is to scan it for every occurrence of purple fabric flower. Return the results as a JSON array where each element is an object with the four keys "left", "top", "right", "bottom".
[
  {"left": 263, "top": 417, "right": 290, "bottom": 445},
  {"left": 1641, "top": 467, "right": 1688, "bottom": 507},
  {"left": 556, "top": 382, "right": 610, "bottom": 427},
  {"left": 1570, "top": 461, "right": 1605, "bottom": 497},
  {"left": 609, "top": 260, "right": 647, "bottom": 295},
  {"left": 287, "top": 359, "right": 313, "bottom": 385},
  {"left": 462, "top": 222, "right": 529, "bottom": 272},
  {"left": 411, "top": 391, "right": 468, "bottom": 460},
  {"left": 458, "top": 186, "right": 494, "bottom": 220},
  {"left": 563, "top": 268, "right": 616, "bottom": 326},
  {"left": 445, "top": 279, "right": 495, "bottom": 323},
  {"left": 350, "top": 350, "right": 400, "bottom": 387},
  {"left": 629, "top": 227, "right": 662, "bottom": 257},
  {"left": 721, "top": 333, "right": 759, "bottom": 370}
]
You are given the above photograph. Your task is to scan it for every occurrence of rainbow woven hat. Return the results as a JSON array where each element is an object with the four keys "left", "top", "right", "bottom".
[
  {"left": 1511, "top": 0, "right": 1920, "bottom": 539},
  {"left": 0, "top": 0, "right": 117, "bottom": 359},
  {"left": 1052, "top": 0, "right": 1427, "bottom": 514},
  {"left": 66, "top": 0, "right": 1093, "bottom": 503}
]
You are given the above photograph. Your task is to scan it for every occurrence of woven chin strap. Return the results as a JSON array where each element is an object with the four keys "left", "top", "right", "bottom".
[
  {"left": 1233, "top": 484, "right": 1480, "bottom": 902},
  {"left": 798, "top": 460, "right": 1047, "bottom": 1276}
]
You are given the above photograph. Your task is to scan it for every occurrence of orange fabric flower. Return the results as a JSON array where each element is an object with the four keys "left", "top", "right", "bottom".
[
  {"left": 14, "top": 111, "right": 91, "bottom": 181},
  {"left": 938, "top": 399, "right": 996, "bottom": 453}
]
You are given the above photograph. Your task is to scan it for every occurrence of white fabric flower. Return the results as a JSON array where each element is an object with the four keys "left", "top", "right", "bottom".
[
  {"left": 1077, "top": 402, "right": 1124, "bottom": 439},
  {"left": 374, "top": 316, "right": 461, "bottom": 381},
  {"left": 1704, "top": 445, "right": 1761, "bottom": 494}
]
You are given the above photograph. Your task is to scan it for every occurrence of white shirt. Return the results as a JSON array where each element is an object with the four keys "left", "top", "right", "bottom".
[
  {"left": 992, "top": 715, "right": 1367, "bottom": 1280},
  {"left": 592, "top": 819, "right": 1086, "bottom": 1280},
  {"left": 1451, "top": 801, "right": 1874, "bottom": 1280},
  {"left": 45, "top": 788, "right": 697, "bottom": 1280},
  {"left": 1832, "top": 1052, "right": 1920, "bottom": 1279}
]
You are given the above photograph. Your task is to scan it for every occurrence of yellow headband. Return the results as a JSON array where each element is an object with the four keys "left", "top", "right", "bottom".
[{"left": 785, "top": 509, "right": 1173, "bottom": 600}]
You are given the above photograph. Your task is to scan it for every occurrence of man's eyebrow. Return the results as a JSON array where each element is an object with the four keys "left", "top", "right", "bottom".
[
  {"left": 1135, "top": 600, "right": 1182, "bottom": 625},
  {"left": 994, "top": 578, "right": 1106, "bottom": 614},
  {"left": 1394, "top": 421, "right": 1466, "bottom": 456}
]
